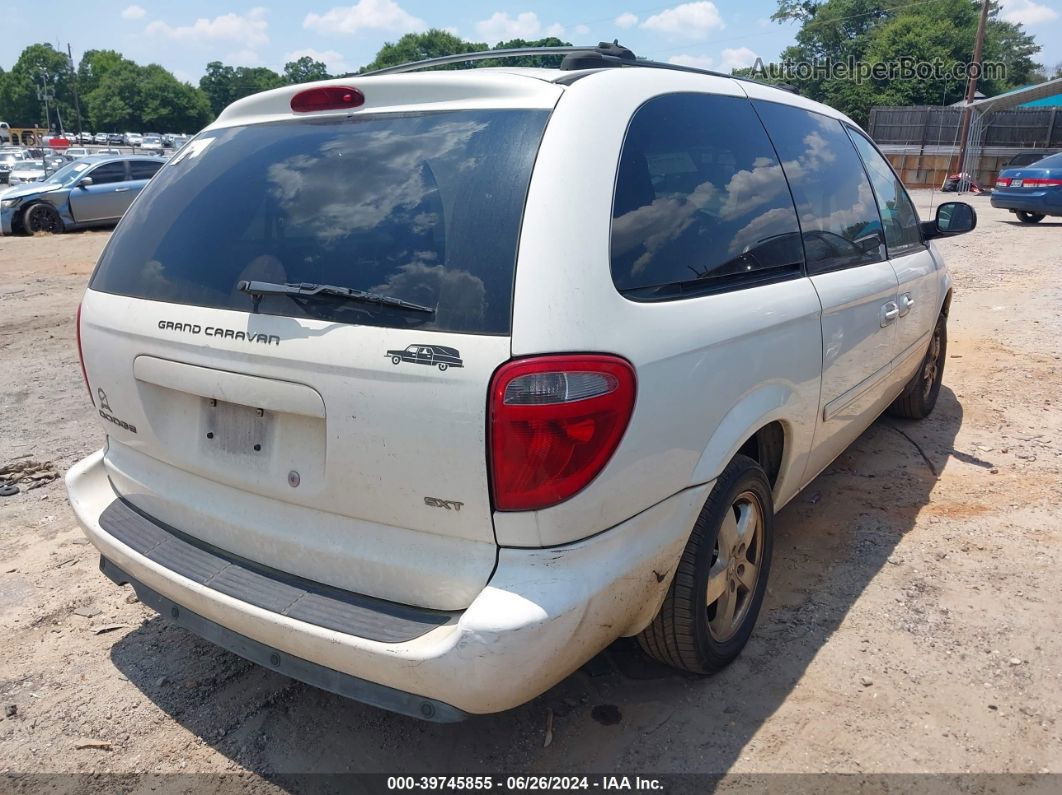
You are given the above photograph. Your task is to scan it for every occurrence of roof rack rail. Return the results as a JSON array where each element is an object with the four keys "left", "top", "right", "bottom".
[{"left": 360, "top": 42, "right": 797, "bottom": 94}]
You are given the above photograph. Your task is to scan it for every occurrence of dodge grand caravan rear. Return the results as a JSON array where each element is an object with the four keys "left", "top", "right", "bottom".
[{"left": 68, "top": 49, "right": 961, "bottom": 719}]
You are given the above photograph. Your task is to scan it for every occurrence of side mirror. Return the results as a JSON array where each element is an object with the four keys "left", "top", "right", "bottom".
[
  {"left": 77, "top": 177, "right": 93, "bottom": 188},
  {"left": 922, "top": 201, "right": 976, "bottom": 240}
]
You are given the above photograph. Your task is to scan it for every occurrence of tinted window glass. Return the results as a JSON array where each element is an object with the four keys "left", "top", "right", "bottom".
[
  {"left": 846, "top": 128, "right": 922, "bottom": 254},
  {"left": 611, "top": 93, "right": 803, "bottom": 299},
  {"left": 91, "top": 110, "right": 550, "bottom": 334},
  {"left": 754, "top": 101, "right": 885, "bottom": 275},
  {"left": 130, "top": 160, "right": 163, "bottom": 179},
  {"left": 89, "top": 162, "right": 127, "bottom": 185}
]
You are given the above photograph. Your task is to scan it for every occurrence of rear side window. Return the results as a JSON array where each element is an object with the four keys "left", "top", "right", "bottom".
[
  {"left": 91, "top": 110, "right": 551, "bottom": 334},
  {"left": 845, "top": 128, "right": 923, "bottom": 255},
  {"left": 129, "top": 160, "right": 163, "bottom": 180},
  {"left": 611, "top": 93, "right": 803, "bottom": 300},
  {"left": 753, "top": 101, "right": 885, "bottom": 275},
  {"left": 89, "top": 162, "right": 128, "bottom": 185}
]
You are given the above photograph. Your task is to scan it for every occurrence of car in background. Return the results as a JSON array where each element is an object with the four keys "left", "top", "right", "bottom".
[
  {"left": 95, "top": 133, "right": 109, "bottom": 145},
  {"left": 107, "top": 133, "right": 125, "bottom": 146},
  {"left": 6, "top": 159, "right": 49, "bottom": 186},
  {"left": 124, "top": 132, "right": 143, "bottom": 147},
  {"left": 77, "top": 132, "right": 94, "bottom": 144},
  {"left": 141, "top": 134, "right": 163, "bottom": 153},
  {"left": 1002, "top": 151, "right": 1058, "bottom": 169},
  {"left": 0, "top": 149, "right": 27, "bottom": 184},
  {"left": 1, "top": 154, "right": 165, "bottom": 235},
  {"left": 991, "top": 151, "right": 1062, "bottom": 223},
  {"left": 169, "top": 135, "right": 190, "bottom": 149},
  {"left": 96, "top": 148, "right": 122, "bottom": 155},
  {"left": 65, "top": 147, "right": 90, "bottom": 160}
]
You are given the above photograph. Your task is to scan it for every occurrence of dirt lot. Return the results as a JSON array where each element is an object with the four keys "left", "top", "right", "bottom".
[{"left": 0, "top": 193, "right": 1060, "bottom": 787}]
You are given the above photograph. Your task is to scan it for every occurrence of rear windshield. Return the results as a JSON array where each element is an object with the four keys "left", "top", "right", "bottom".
[{"left": 91, "top": 109, "right": 551, "bottom": 334}]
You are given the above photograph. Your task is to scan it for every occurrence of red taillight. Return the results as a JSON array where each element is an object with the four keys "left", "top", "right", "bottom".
[
  {"left": 489, "top": 355, "right": 636, "bottom": 512},
  {"left": 996, "top": 178, "right": 1010, "bottom": 187},
  {"left": 76, "top": 303, "right": 94, "bottom": 406},
  {"left": 290, "top": 86, "right": 365, "bottom": 113},
  {"left": 1020, "top": 177, "right": 1062, "bottom": 187}
]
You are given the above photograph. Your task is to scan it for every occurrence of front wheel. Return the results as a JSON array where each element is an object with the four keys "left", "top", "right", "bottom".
[
  {"left": 391, "top": 356, "right": 401, "bottom": 365},
  {"left": 1016, "top": 211, "right": 1045, "bottom": 224},
  {"left": 638, "top": 454, "right": 773, "bottom": 673},
  {"left": 22, "top": 203, "right": 64, "bottom": 235}
]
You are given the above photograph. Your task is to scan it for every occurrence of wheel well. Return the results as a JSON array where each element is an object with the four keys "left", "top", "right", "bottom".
[
  {"left": 941, "top": 288, "right": 953, "bottom": 317},
  {"left": 737, "top": 422, "right": 785, "bottom": 488}
]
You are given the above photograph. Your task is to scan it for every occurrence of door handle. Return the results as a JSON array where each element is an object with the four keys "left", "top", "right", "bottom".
[
  {"left": 899, "top": 293, "right": 914, "bottom": 316},
  {"left": 114, "top": 187, "right": 130, "bottom": 192},
  {"left": 880, "top": 301, "right": 900, "bottom": 326}
]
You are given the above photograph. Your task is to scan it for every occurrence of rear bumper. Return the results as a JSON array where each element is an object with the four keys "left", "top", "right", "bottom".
[
  {"left": 66, "top": 450, "right": 709, "bottom": 716},
  {"left": 990, "top": 190, "right": 1060, "bottom": 215}
]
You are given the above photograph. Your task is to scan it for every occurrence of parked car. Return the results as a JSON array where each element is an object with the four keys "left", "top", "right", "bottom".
[
  {"left": 65, "top": 147, "right": 90, "bottom": 160},
  {"left": 991, "top": 152, "right": 1062, "bottom": 223},
  {"left": 95, "top": 132, "right": 109, "bottom": 144},
  {"left": 0, "top": 148, "right": 27, "bottom": 184},
  {"left": 77, "top": 132, "right": 95, "bottom": 144},
  {"left": 6, "top": 159, "right": 49, "bottom": 185},
  {"left": 107, "top": 133, "right": 124, "bottom": 145},
  {"left": 66, "top": 48, "right": 975, "bottom": 721},
  {"left": 1002, "top": 151, "right": 1058, "bottom": 169},
  {"left": 124, "top": 132, "right": 143, "bottom": 147},
  {"left": 141, "top": 134, "right": 163, "bottom": 153},
  {"left": 0, "top": 155, "right": 164, "bottom": 234}
]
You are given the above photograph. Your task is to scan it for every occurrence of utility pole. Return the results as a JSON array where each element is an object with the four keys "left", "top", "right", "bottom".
[
  {"left": 38, "top": 70, "right": 52, "bottom": 136},
  {"left": 955, "top": 0, "right": 989, "bottom": 191},
  {"left": 67, "top": 43, "right": 84, "bottom": 137}
]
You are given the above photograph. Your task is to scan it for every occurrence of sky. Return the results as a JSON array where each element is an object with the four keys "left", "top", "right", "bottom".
[{"left": 2, "top": 0, "right": 1060, "bottom": 84}]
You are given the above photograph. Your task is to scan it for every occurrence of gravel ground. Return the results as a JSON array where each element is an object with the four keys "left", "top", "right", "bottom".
[{"left": 0, "top": 192, "right": 1060, "bottom": 788}]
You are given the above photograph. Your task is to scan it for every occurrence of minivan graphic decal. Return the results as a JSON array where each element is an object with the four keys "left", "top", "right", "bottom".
[{"left": 386, "top": 344, "right": 464, "bottom": 371}]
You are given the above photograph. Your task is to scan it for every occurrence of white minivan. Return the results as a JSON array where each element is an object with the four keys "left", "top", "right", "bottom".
[{"left": 66, "top": 45, "right": 975, "bottom": 721}]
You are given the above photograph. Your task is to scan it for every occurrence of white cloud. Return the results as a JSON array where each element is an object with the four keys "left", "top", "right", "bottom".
[
  {"left": 720, "top": 46, "right": 759, "bottom": 71},
  {"left": 304, "top": 0, "right": 426, "bottom": 36},
  {"left": 226, "top": 50, "right": 262, "bottom": 67},
  {"left": 999, "top": 0, "right": 1058, "bottom": 25},
  {"left": 574, "top": 24, "right": 590, "bottom": 36},
  {"left": 121, "top": 4, "right": 146, "bottom": 20},
  {"left": 615, "top": 12, "right": 639, "bottom": 29},
  {"left": 642, "top": 2, "right": 725, "bottom": 38},
  {"left": 475, "top": 11, "right": 564, "bottom": 41},
  {"left": 668, "top": 54, "right": 715, "bottom": 69},
  {"left": 284, "top": 47, "right": 352, "bottom": 74},
  {"left": 146, "top": 7, "right": 270, "bottom": 47}
]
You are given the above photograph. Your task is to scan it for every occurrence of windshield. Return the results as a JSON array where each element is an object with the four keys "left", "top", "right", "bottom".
[
  {"left": 43, "top": 160, "right": 92, "bottom": 185},
  {"left": 91, "top": 109, "right": 551, "bottom": 334}
]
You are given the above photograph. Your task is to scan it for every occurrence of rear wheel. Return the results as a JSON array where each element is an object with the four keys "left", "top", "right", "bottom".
[
  {"left": 888, "top": 312, "right": 947, "bottom": 420},
  {"left": 638, "top": 454, "right": 773, "bottom": 673},
  {"left": 438, "top": 362, "right": 448, "bottom": 371},
  {"left": 1016, "top": 211, "right": 1045, "bottom": 224},
  {"left": 22, "top": 203, "right": 64, "bottom": 235}
]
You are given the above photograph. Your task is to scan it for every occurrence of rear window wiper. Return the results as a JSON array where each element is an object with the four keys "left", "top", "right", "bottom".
[{"left": 237, "top": 280, "right": 435, "bottom": 315}]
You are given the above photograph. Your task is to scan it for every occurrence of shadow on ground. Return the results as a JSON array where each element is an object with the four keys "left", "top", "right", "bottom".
[{"left": 109, "top": 387, "right": 966, "bottom": 779}]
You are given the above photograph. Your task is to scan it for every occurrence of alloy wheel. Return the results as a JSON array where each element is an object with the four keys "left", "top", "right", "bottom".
[{"left": 706, "top": 491, "right": 764, "bottom": 642}]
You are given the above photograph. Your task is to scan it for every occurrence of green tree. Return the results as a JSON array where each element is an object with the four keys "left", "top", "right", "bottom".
[
  {"left": 767, "top": 0, "right": 1043, "bottom": 125},
  {"left": 77, "top": 49, "right": 127, "bottom": 97},
  {"left": 480, "top": 37, "right": 573, "bottom": 68},
  {"left": 284, "top": 56, "right": 330, "bottom": 84},
  {"left": 199, "top": 61, "right": 285, "bottom": 116},
  {"left": 359, "top": 29, "right": 488, "bottom": 73},
  {"left": 2, "top": 43, "right": 77, "bottom": 129}
]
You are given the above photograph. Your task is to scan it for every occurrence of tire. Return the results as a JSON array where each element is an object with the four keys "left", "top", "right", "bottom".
[
  {"left": 437, "top": 362, "right": 448, "bottom": 371},
  {"left": 1015, "top": 211, "right": 1045, "bottom": 224},
  {"left": 887, "top": 312, "right": 947, "bottom": 420},
  {"left": 638, "top": 454, "right": 774, "bottom": 674},
  {"left": 22, "top": 203, "right": 64, "bottom": 235},
  {"left": 391, "top": 356, "right": 401, "bottom": 365}
]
